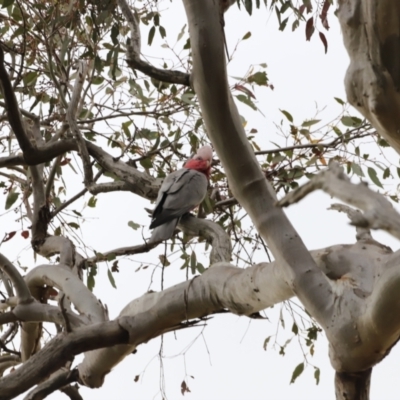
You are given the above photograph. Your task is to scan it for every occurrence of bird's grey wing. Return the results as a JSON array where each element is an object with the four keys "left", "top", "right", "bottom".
[{"left": 150, "top": 169, "right": 208, "bottom": 229}]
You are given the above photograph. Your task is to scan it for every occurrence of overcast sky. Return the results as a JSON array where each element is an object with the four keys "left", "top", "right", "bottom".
[{"left": 5, "top": 1, "right": 400, "bottom": 399}]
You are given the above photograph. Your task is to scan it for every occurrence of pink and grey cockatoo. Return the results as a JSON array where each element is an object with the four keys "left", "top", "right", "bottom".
[{"left": 149, "top": 145, "right": 213, "bottom": 242}]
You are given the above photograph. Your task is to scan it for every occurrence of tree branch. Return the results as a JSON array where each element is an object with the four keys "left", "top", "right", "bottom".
[
  {"left": 118, "top": 0, "right": 191, "bottom": 87},
  {"left": 337, "top": 0, "right": 400, "bottom": 155},
  {"left": 178, "top": 214, "right": 232, "bottom": 263},
  {"left": 24, "top": 368, "right": 79, "bottom": 400},
  {"left": 182, "top": 0, "right": 334, "bottom": 327},
  {"left": 278, "top": 161, "right": 400, "bottom": 240},
  {"left": 0, "top": 254, "right": 32, "bottom": 304}
]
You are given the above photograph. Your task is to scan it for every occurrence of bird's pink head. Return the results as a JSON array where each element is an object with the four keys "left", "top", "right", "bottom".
[{"left": 184, "top": 145, "right": 213, "bottom": 178}]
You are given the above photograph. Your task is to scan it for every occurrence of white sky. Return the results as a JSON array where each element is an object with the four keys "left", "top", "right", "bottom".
[{"left": 4, "top": 1, "right": 400, "bottom": 399}]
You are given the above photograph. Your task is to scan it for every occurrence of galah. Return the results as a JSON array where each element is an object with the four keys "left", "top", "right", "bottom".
[{"left": 149, "top": 145, "right": 213, "bottom": 243}]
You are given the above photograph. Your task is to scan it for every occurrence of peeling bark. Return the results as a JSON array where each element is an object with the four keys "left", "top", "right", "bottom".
[
  {"left": 338, "top": 0, "right": 400, "bottom": 154},
  {"left": 335, "top": 369, "right": 372, "bottom": 400}
]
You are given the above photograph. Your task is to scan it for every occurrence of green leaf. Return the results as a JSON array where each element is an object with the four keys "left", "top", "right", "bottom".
[
  {"left": 383, "top": 167, "right": 390, "bottom": 179},
  {"left": 314, "top": 367, "right": 320, "bottom": 385},
  {"left": 148, "top": 26, "right": 156, "bottom": 46},
  {"left": 5, "top": 191, "right": 19, "bottom": 210},
  {"left": 88, "top": 196, "right": 97, "bottom": 208},
  {"left": 2, "top": 0, "right": 14, "bottom": 8},
  {"left": 140, "top": 158, "right": 153, "bottom": 169},
  {"left": 242, "top": 31, "right": 251, "bottom": 40},
  {"left": 236, "top": 94, "right": 257, "bottom": 111},
  {"left": 290, "top": 362, "right": 304, "bottom": 384},
  {"left": 351, "top": 162, "right": 364, "bottom": 177},
  {"left": 247, "top": 71, "right": 268, "bottom": 86},
  {"left": 196, "top": 262, "right": 205, "bottom": 274},
  {"left": 190, "top": 251, "right": 197, "bottom": 275},
  {"left": 301, "top": 119, "right": 320, "bottom": 127},
  {"left": 68, "top": 222, "right": 80, "bottom": 229},
  {"left": 263, "top": 336, "right": 271, "bottom": 351},
  {"left": 341, "top": 116, "right": 362, "bottom": 127},
  {"left": 87, "top": 265, "right": 97, "bottom": 291},
  {"left": 128, "top": 221, "right": 140, "bottom": 230},
  {"left": 107, "top": 268, "right": 117, "bottom": 288},
  {"left": 111, "top": 23, "right": 119, "bottom": 45},
  {"left": 292, "top": 323, "right": 298, "bottom": 335},
  {"left": 159, "top": 26, "right": 166, "bottom": 38},
  {"left": 176, "top": 24, "right": 186, "bottom": 42},
  {"left": 245, "top": 0, "right": 252, "bottom": 15},
  {"left": 280, "top": 109, "right": 293, "bottom": 122},
  {"left": 334, "top": 97, "right": 345, "bottom": 105},
  {"left": 367, "top": 167, "right": 383, "bottom": 188},
  {"left": 91, "top": 76, "right": 104, "bottom": 85},
  {"left": 23, "top": 71, "right": 38, "bottom": 86}
]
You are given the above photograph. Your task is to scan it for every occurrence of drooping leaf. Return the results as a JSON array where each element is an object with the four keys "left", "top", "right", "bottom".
[
  {"left": 107, "top": 268, "right": 117, "bottom": 289},
  {"left": 190, "top": 251, "right": 197, "bottom": 275},
  {"left": 280, "top": 109, "right": 293, "bottom": 122},
  {"left": 88, "top": 196, "right": 97, "bottom": 208},
  {"left": 351, "top": 162, "right": 364, "bottom": 177},
  {"left": 319, "top": 32, "right": 328, "bottom": 53},
  {"left": 148, "top": 26, "right": 156, "bottom": 46},
  {"left": 368, "top": 167, "right": 383, "bottom": 188},
  {"left": 305, "top": 16, "right": 314, "bottom": 41},
  {"left": 244, "top": 0, "right": 253, "bottom": 15},
  {"left": 290, "top": 362, "right": 304, "bottom": 384},
  {"left": 263, "top": 336, "right": 271, "bottom": 351},
  {"left": 242, "top": 31, "right": 251, "bottom": 40},
  {"left": 314, "top": 367, "right": 320, "bottom": 385},
  {"left": 5, "top": 191, "right": 19, "bottom": 210}
]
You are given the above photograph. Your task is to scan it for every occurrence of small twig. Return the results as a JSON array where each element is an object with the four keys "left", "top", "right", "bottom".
[{"left": 51, "top": 168, "right": 102, "bottom": 217}]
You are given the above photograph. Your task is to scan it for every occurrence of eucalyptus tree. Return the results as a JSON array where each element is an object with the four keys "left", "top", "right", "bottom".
[{"left": 0, "top": 1, "right": 399, "bottom": 399}]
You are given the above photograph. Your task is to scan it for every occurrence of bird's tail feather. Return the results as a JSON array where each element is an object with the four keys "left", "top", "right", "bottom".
[{"left": 149, "top": 218, "right": 178, "bottom": 243}]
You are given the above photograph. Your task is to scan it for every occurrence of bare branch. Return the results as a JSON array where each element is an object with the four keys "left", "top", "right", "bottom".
[
  {"left": 118, "top": 0, "right": 191, "bottom": 87},
  {"left": 51, "top": 169, "right": 103, "bottom": 218},
  {"left": 278, "top": 161, "right": 400, "bottom": 240},
  {"left": 86, "top": 242, "right": 158, "bottom": 264},
  {"left": 329, "top": 203, "right": 373, "bottom": 241}
]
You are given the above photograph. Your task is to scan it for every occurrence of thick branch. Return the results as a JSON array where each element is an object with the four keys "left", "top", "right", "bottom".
[
  {"left": 337, "top": 1, "right": 400, "bottom": 155},
  {"left": 335, "top": 369, "right": 372, "bottom": 400},
  {"left": 24, "top": 368, "right": 79, "bottom": 400},
  {"left": 278, "top": 161, "right": 400, "bottom": 240},
  {"left": 182, "top": 0, "right": 333, "bottom": 326},
  {"left": 0, "top": 254, "right": 32, "bottom": 304}
]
